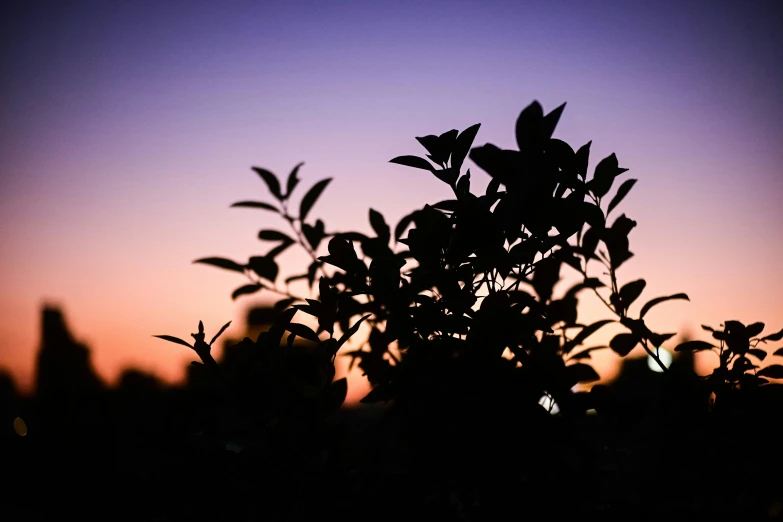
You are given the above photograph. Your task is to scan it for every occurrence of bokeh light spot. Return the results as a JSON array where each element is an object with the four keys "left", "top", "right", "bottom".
[
  {"left": 538, "top": 393, "right": 560, "bottom": 415},
  {"left": 13, "top": 416, "right": 27, "bottom": 437},
  {"left": 647, "top": 348, "right": 673, "bottom": 372}
]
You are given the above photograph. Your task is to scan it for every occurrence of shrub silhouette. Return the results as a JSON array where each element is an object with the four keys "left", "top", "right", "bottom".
[
  {"left": 157, "top": 100, "right": 783, "bottom": 519},
  {"left": 191, "top": 101, "right": 690, "bottom": 408},
  {"left": 675, "top": 320, "right": 783, "bottom": 413}
]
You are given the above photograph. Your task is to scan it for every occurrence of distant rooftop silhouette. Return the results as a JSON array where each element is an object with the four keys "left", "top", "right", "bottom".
[{"left": 35, "top": 306, "right": 103, "bottom": 401}]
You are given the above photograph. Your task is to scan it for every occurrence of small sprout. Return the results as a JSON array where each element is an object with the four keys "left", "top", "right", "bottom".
[
  {"left": 154, "top": 320, "right": 232, "bottom": 367},
  {"left": 191, "top": 320, "right": 206, "bottom": 344}
]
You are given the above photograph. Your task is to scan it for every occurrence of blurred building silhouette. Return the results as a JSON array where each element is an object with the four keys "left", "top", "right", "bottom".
[{"left": 35, "top": 306, "right": 103, "bottom": 400}]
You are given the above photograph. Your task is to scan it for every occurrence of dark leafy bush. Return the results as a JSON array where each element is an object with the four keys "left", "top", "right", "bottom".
[
  {"left": 156, "top": 101, "right": 782, "bottom": 519},
  {"left": 188, "top": 101, "right": 693, "bottom": 411}
]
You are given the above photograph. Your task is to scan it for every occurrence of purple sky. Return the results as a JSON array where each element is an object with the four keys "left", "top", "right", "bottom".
[{"left": 1, "top": 0, "right": 781, "bottom": 399}]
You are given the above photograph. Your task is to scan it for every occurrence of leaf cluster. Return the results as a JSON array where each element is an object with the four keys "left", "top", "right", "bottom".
[
  {"left": 154, "top": 101, "right": 783, "bottom": 463},
  {"left": 675, "top": 320, "right": 783, "bottom": 407},
  {"left": 189, "top": 101, "right": 694, "bottom": 420},
  {"left": 152, "top": 101, "right": 783, "bottom": 514}
]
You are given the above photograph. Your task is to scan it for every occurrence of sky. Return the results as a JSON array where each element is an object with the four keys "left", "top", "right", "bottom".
[{"left": 1, "top": 0, "right": 781, "bottom": 403}]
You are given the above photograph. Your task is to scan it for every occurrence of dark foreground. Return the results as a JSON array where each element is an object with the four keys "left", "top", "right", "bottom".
[
  {"left": 4, "top": 386, "right": 783, "bottom": 522},
  {"left": 3, "top": 307, "right": 782, "bottom": 521}
]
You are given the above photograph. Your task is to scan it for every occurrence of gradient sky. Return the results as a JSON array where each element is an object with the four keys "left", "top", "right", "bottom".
[{"left": 1, "top": 0, "right": 781, "bottom": 402}]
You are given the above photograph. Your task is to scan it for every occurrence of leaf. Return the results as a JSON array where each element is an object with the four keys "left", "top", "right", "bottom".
[
  {"left": 415, "top": 135, "right": 446, "bottom": 165},
  {"left": 320, "top": 236, "right": 361, "bottom": 272},
  {"left": 285, "top": 162, "right": 303, "bottom": 200},
  {"left": 258, "top": 229, "right": 294, "bottom": 242},
  {"left": 266, "top": 240, "right": 294, "bottom": 259},
  {"left": 746, "top": 322, "right": 765, "bottom": 338},
  {"left": 433, "top": 167, "right": 458, "bottom": 185},
  {"left": 153, "top": 335, "right": 193, "bottom": 349},
  {"left": 563, "top": 278, "right": 605, "bottom": 301},
  {"left": 265, "top": 307, "right": 297, "bottom": 346},
  {"left": 299, "top": 178, "right": 332, "bottom": 221},
  {"left": 193, "top": 257, "right": 246, "bottom": 273},
  {"left": 674, "top": 340, "right": 715, "bottom": 352},
  {"left": 562, "top": 319, "right": 614, "bottom": 353},
  {"left": 748, "top": 348, "right": 767, "bottom": 361},
  {"left": 452, "top": 123, "right": 480, "bottom": 172},
  {"left": 294, "top": 303, "right": 321, "bottom": 318},
  {"left": 432, "top": 199, "right": 458, "bottom": 212},
  {"left": 252, "top": 167, "right": 282, "bottom": 200},
  {"left": 639, "top": 293, "right": 689, "bottom": 318},
  {"left": 307, "top": 260, "right": 319, "bottom": 288},
  {"left": 581, "top": 227, "right": 600, "bottom": 259},
  {"left": 758, "top": 365, "right": 783, "bottom": 379},
  {"left": 302, "top": 220, "right": 325, "bottom": 250},
  {"left": 247, "top": 256, "right": 279, "bottom": 282},
  {"left": 395, "top": 211, "right": 416, "bottom": 242},
  {"left": 515, "top": 101, "right": 544, "bottom": 150},
  {"left": 274, "top": 298, "right": 296, "bottom": 313},
  {"left": 648, "top": 332, "right": 675, "bottom": 348},
  {"left": 456, "top": 170, "right": 471, "bottom": 195},
  {"left": 582, "top": 202, "right": 605, "bottom": 231},
  {"left": 230, "top": 201, "right": 279, "bottom": 212},
  {"left": 774, "top": 348, "right": 783, "bottom": 357},
  {"left": 232, "top": 283, "right": 262, "bottom": 300},
  {"left": 575, "top": 141, "right": 591, "bottom": 180},
  {"left": 209, "top": 321, "right": 232, "bottom": 346},
  {"left": 619, "top": 279, "right": 646, "bottom": 309},
  {"left": 389, "top": 155, "right": 434, "bottom": 171},
  {"left": 369, "top": 209, "right": 390, "bottom": 242},
  {"left": 606, "top": 179, "right": 637, "bottom": 217},
  {"left": 438, "top": 129, "right": 458, "bottom": 161},
  {"left": 566, "top": 363, "right": 600, "bottom": 383},
  {"left": 590, "top": 153, "right": 626, "bottom": 199},
  {"left": 542, "top": 102, "right": 566, "bottom": 140},
  {"left": 762, "top": 328, "right": 783, "bottom": 342},
  {"left": 610, "top": 333, "right": 638, "bottom": 356},
  {"left": 336, "top": 314, "right": 371, "bottom": 350},
  {"left": 285, "top": 323, "right": 321, "bottom": 343},
  {"left": 548, "top": 140, "right": 576, "bottom": 186},
  {"left": 725, "top": 320, "right": 745, "bottom": 330}
]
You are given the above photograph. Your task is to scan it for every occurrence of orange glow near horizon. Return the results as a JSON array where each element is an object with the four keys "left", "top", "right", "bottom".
[
  {"left": 1, "top": 1, "right": 781, "bottom": 402},
  {"left": 1, "top": 238, "right": 779, "bottom": 405}
]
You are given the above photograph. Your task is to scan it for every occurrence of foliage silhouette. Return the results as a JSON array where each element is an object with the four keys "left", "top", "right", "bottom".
[
  {"left": 154, "top": 319, "right": 231, "bottom": 368},
  {"left": 151, "top": 100, "right": 783, "bottom": 520},
  {"left": 675, "top": 321, "right": 783, "bottom": 411},
  {"left": 194, "top": 100, "right": 697, "bottom": 415}
]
